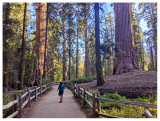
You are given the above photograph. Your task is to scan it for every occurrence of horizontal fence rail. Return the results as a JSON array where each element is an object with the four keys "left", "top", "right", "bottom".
[
  {"left": 3, "top": 82, "right": 53, "bottom": 118},
  {"left": 60, "top": 81, "right": 157, "bottom": 118}
]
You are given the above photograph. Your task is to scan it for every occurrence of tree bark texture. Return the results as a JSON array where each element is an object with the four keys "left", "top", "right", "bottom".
[
  {"left": 150, "top": 44, "right": 154, "bottom": 70},
  {"left": 84, "top": 4, "right": 90, "bottom": 77},
  {"left": 95, "top": 3, "right": 105, "bottom": 86},
  {"left": 18, "top": 3, "right": 28, "bottom": 89},
  {"left": 76, "top": 6, "right": 79, "bottom": 79},
  {"left": 62, "top": 5, "right": 67, "bottom": 81},
  {"left": 68, "top": 13, "right": 71, "bottom": 80},
  {"left": 43, "top": 3, "right": 49, "bottom": 79},
  {"left": 114, "top": 3, "right": 139, "bottom": 74},
  {"left": 36, "top": 3, "right": 47, "bottom": 78}
]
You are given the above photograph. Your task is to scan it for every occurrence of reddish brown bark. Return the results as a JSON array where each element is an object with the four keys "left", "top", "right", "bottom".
[
  {"left": 43, "top": 3, "right": 49, "bottom": 79},
  {"left": 68, "top": 13, "right": 71, "bottom": 80},
  {"left": 36, "top": 3, "right": 47, "bottom": 78},
  {"left": 114, "top": 3, "right": 139, "bottom": 74}
]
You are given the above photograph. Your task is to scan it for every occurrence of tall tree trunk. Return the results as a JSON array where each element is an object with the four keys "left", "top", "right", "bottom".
[
  {"left": 114, "top": 3, "right": 139, "bottom": 74},
  {"left": 36, "top": 3, "right": 47, "bottom": 82},
  {"left": 150, "top": 44, "right": 154, "bottom": 70},
  {"left": 18, "top": 3, "right": 28, "bottom": 89},
  {"left": 84, "top": 3, "right": 89, "bottom": 77},
  {"left": 68, "top": 14, "right": 71, "bottom": 80},
  {"left": 76, "top": 5, "right": 79, "bottom": 79},
  {"left": 95, "top": 3, "right": 105, "bottom": 86},
  {"left": 62, "top": 4, "right": 67, "bottom": 81},
  {"left": 43, "top": 3, "right": 49, "bottom": 79}
]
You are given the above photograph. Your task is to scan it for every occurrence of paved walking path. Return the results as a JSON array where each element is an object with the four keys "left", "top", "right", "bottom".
[{"left": 23, "top": 85, "right": 87, "bottom": 118}]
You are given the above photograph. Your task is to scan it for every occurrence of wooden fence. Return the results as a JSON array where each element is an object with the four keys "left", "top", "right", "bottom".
[
  {"left": 62, "top": 81, "right": 157, "bottom": 118},
  {"left": 3, "top": 82, "right": 53, "bottom": 118}
]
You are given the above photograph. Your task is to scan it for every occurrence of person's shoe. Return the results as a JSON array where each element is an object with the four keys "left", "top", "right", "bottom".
[{"left": 59, "top": 101, "right": 62, "bottom": 103}]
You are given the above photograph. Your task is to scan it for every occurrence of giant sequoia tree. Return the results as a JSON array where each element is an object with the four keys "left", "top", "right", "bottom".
[
  {"left": 114, "top": 3, "right": 139, "bottom": 74},
  {"left": 36, "top": 3, "right": 47, "bottom": 82}
]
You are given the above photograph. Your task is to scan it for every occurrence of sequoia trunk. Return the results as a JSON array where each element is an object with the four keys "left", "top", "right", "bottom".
[
  {"left": 36, "top": 3, "right": 47, "bottom": 79},
  {"left": 114, "top": 3, "right": 139, "bottom": 74}
]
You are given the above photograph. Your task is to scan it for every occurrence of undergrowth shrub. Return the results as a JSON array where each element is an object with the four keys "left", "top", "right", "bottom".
[
  {"left": 100, "top": 93, "right": 157, "bottom": 118},
  {"left": 68, "top": 76, "right": 96, "bottom": 83},
  {"left": 101, "top": 92, "right": 127, "bottom": 109}
]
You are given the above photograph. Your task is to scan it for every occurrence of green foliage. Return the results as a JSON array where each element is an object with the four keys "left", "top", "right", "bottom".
[
  {"left": 39, "top": 76, "right": 52, "bottom": 84},
  {"left": 101, "top": 93, "right": 157, "bottom": 118},
  {"left": 101, "top": 93, "right": 127, "bottom": 109},
  {"left": 134, "top": 94, "right": 157, "bottom": 104},
  {"left": 3, "top": 89, "right": 25, "bottom": 117},
  {"left": 68, "top": 76, "right": 96, "bottom": 83}
]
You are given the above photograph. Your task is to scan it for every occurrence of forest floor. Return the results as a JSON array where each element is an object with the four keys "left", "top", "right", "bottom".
[
  {"left": 78, "top": 69, "right": 157, "bottom": 98},
  {"left": 22, "top": 85, "right": 87, "bottom": 118}
]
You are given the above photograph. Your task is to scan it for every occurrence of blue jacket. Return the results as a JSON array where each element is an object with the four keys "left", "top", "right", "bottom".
[{"left": 58, "top": 84, "right": 65, "bottom": 92}]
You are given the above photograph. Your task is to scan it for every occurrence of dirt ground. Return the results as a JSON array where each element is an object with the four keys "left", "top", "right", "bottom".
[{"left": 78, "top": 69, "right": 157, "bottom": 98}]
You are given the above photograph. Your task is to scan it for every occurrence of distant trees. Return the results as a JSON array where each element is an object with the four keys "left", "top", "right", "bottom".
[
  {"left": 3, "top": 3, "right": 28, "bottom": 91},
  {"left": 18, "top": 3, "right": 28, "bottom": 89},
  {"left": 76, "top": 5, "right": 80, "bottom": 79},
  {"left": 139, "top": 3, "right": 157, "bottom": 71},
  {"left": 3, "top": 3, "right": 12, "bottom": 91},
  {"left": 83, "top": 3, "right": 90, "bottom": 77},
  {"left": 62, "top": 4, "right": 67, "bottom": 81}
]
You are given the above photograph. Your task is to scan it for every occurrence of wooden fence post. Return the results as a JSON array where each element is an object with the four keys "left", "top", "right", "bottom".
[
  {"left": 76, "top": 84, "right": 78, "bottom": 98},
  {"left": 72, "top": 83, "right": 74, "bottom": 93},
  {"left": 86, "top": 88, "right": 89, "bottom": 101},
  {"left": 19, "top": 94, "right": 22, "bottom": 118},
  {"left": 77, "top": 86, "right": 80, "bottom": 98},
  {"left": 14, "top": 95, "right": 17, "bottom": 112},
  {"left": 35, "top": 87, "right": 37, "bottom": 101},
  {"left": 83, "top": 88, "right": 86, "bottom": 107},
  {"left": 46, "top": 84, "right": 47, "bottom": 91},
  {"left": 25, "top": 89, "right": 27, "bottom": 101},
  {"left": 92, "top": 92, "right": 96, "bottom": 118},
  {"left": 67, "top": 82, "right": 69, "bottom": 89},
  {"left": 28, "top": 88, "right": 31, "bottom": 107},
  {"left": 40, "top": 84, "right": 42, "bottom": 96},
  {"left": 44, "top": 84, "right": 46, "bottom": 93},
  {"left": 73, "top": 83, "right": 76, "bottom": 97},
  {"left": 97, "top": 91, "right": 101, "bottom": 117},
  {"left": 80, "top": 86, "right": 82, "bottom": 95}
]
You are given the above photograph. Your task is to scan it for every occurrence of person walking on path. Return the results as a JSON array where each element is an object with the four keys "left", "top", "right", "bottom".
[{"left": 57, "top": 82, "right": 65, "bottom": 103}]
